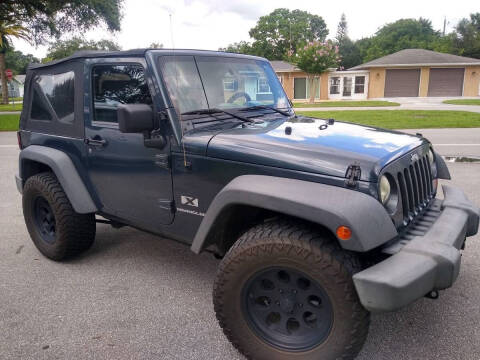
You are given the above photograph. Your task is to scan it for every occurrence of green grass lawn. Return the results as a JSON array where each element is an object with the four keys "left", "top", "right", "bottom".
[
  {"left": 297, "top": 110, "right": 480, "bottom": 129},
  {"left": 2, "top": 110, "right": 480, "bottom": 132},
  {"left": 293, "top": 100, "right": 400, "bottom": 108},
  {"left": 0, "top": 103, "right": 22, "bottom": 112},
  {"left": 0, "top": 114, "right": 20, "bottom": 131},
  {"left": 443, "top": 99, "right": 480, "bottom": 105}
]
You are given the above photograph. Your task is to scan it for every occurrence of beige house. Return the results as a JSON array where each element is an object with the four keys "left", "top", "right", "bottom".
[{"left": 272, "top": 49, "right": 480, "bottom": 101}]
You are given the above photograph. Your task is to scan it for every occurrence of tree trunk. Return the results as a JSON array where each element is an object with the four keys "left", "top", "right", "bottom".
[
  {"left": 0, "top": 52, "right": 8, "bottom": 105},
  {"left": 312, "top": 75, "right": 319, "bottom": 103},
  {"left": 308, "top": 75, "right": 315, "bottom": 104}
]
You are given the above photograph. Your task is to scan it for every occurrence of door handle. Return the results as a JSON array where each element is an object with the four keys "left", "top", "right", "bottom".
[{"left": 85, "top": 137, "right": 107, "bottom": 147}]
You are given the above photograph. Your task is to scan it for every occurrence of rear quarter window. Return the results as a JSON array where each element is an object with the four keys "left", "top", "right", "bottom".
[
  {"left": 23, "top": 61, "right": 84, "bottom": 138},
  {"left": 31, "top": 71, "right": 75, "bottom": 123}
]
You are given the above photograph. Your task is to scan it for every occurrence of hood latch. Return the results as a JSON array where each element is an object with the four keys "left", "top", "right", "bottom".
[{"left": 345, "top": 164, "right": 361, "bottom": 187}]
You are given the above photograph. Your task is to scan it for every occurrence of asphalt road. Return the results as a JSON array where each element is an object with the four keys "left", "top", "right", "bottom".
[{"left": 1, "top": 131, "right": 480, "bottom": 360}]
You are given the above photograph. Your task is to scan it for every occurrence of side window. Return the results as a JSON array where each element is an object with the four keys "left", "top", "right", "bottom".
[
  {"left": 354, "top": 76, "right": 365, "bottom": 94},
  {"left": 31, "top": 71, "right": 75, "bottom": 123},
  {"left": 92, "top": 64, "right": 152, "bottom": 124},
  {"left": 330, "top": 77, "right": 340, "bottom": 94}
]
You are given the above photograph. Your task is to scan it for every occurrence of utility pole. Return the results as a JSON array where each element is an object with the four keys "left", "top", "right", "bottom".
[{"left": 443, "top": 17, "right": 447, "bottom": 36}]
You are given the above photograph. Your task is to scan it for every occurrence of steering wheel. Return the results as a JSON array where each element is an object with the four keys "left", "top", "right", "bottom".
[{"left": 227, "top": 92, "right": 252, "bottom": 104}]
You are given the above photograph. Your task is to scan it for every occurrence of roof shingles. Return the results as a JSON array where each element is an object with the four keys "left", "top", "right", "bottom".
[
  {"left": 350, "top": 49, "right": 480, "bottom": 70},
  {"left": 270, "top": 60, "right": 299, "bottom": 72}
]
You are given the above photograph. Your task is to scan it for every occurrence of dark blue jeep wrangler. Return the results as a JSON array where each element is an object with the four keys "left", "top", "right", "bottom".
[{"left": 16, "top": 49, "right": 479, "bottom": 360}]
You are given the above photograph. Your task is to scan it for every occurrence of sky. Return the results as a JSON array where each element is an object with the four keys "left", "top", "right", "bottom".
[{"left": 12, "top": 0, "right": 479, "bottom": 59}]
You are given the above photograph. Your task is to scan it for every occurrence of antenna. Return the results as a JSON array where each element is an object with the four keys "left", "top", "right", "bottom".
[
  {"left": 169, "top": 13, "right": 188, "bottom": 167},
  {"left": 169, "top": 14, "right": 175, "bottom": 49}
]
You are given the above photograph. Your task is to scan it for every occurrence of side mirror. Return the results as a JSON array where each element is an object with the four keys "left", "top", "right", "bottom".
[{"left": 118, "top": 104, "right": 154, "bottom": 133}]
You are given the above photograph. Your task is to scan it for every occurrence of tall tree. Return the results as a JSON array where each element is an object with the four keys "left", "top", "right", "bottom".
[
  {"left": 248, "top": 8, "right": 328, "bottom": 60},
  {"left": 0, "top": 1, "right": 123, "bottom": 45},
  {"left": 294, "top": 41, "right": 340, "bottom": 103},
  {"left": 219, "top": 41, "right": 255, "bottom": 55},
  {"left": 334, "top": 14, "right": 362, "bottom": 69},
  {"left": 5, "top": 47, "right": 39, "bottom": 74},
  {"left": 43, "top": 37, "right": 121, "bottom": 62},
  {"left": 359, "top": 18, "right": 447, "bottom": 62},
  {"left": 0, "top": 20, "right": 29, "bottom": 104},
  {"left": 452, "top": 13, "right": 480, "bottom": 58},
  {"left": 336, "top": 13, "right": 348, "bottom": 43},
  {"left": 337, "top": 38, "right": 362, "bottom": 69}
]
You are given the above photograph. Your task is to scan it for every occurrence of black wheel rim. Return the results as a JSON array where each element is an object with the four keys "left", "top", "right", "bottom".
[
  {"left": 33, "top": 196, "right": 56, "bottom": 244},
  {"left": 242, "top": 266, "right": 334, "bottom": 351}
]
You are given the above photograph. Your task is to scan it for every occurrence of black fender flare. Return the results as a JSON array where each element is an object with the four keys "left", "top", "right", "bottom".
[
  {"left": 190, "top": 175, "right": 398, "bottom": 253},
  {"left": 435, "top": 153, "right": 451, "bottom": 180},
  {"left": 18, "top": 145, "right": 97, "bottom": 214}
]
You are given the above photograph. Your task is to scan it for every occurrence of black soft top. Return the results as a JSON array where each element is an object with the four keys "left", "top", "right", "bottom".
[{"left": 28, "top": 48, "right": 266, "bottom": 69}]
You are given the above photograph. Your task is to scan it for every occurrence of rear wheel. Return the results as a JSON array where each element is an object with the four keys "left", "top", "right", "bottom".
[
  {"left": 23, "top": 172, "right": 96, "bottom": 260},
  {"left": 213, "top": 219, "right": 369, "bottom": 360}
]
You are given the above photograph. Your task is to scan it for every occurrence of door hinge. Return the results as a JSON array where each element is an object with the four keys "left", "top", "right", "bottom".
[
  {"left": 345, "top": 164, "right": 361, "bottom": 187},
  {"left": 154, "top": 153, "right": 170, "bottom": 169}
]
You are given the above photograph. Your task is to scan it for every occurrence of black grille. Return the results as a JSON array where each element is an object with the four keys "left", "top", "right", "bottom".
[{"left": 396, "top": 154, "right": 434, "bottom": 222}]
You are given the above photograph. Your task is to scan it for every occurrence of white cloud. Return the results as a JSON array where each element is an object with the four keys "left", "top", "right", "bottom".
[{"left": 11, "top": 0, "right": 479, "bottom": 61}]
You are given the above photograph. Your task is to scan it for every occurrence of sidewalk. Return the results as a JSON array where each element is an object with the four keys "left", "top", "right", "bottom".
[
  {"left": 296, "top": 104, "right": 480, "bottom": 113},
  {"left": 296, "top": 97, "right": 480, "bottom": 113}
]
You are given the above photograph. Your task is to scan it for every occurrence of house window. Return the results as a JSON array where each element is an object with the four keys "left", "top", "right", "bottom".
[
  {"left": 355, "top": 76, "right": 365, "bottom": 94},
  {"left": 258, "top": 77, "right": 271, "bottom": 93},
  {"left": 330, "top": 77, "right": 340, "bottom": 94},
  {"left": 223, "top": 78, "right": 237, "bottom": 91},
  {"left": 343, "top": 77, "right": 352, "bottom": 96},
  {"left": 294, "top": 77, "right": 319, "bottom": 99},
  {"left": 294, "top": 77, "right": 307, "bottom": 99}
]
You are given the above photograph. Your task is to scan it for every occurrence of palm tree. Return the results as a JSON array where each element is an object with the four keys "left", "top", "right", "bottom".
[{"left": 0, "top": 21, "right": 30, "bottom": 104}]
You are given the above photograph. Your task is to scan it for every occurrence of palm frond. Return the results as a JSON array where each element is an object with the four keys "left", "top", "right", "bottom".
[{"left": 0, "top": 20, "right": 32, "bottom": 48}]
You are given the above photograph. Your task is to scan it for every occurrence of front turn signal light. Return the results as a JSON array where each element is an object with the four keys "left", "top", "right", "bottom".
[{"left": 336, "top": 226, "right": 352, "bottom": 241}]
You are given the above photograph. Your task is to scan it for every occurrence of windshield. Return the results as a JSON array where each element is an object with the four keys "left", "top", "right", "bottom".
[{"left": 158, "top": 55, "right": 290, "bottom": 117}]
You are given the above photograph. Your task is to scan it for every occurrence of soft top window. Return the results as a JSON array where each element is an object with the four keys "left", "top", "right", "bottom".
[
  {"left": 92, "top": 64, "right": 152, "bottom": 123},
  {"left": 31, "top": 71, "right": 75, "bottom": 124}
]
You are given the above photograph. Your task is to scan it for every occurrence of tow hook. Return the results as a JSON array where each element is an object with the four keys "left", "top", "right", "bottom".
[{"left": 425, "top": 290, "right": 440, "bottom": 300}]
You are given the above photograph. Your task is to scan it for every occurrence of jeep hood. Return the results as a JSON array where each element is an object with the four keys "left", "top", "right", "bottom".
[{"left": 203, "top": 116, "right": 426, "bottom": 182}]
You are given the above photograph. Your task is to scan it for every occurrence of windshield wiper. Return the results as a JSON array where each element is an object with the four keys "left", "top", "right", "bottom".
[
  {"left": 241, "top": 105, "right": 292, "bottom": 117},
  {"left": 181, "top": 108, "right": 255, "bottom": 123}
]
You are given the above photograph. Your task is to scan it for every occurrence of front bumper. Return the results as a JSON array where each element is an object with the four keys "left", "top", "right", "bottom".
[{"left": 353, "top": 185, "right": 479, "bottom": 312}]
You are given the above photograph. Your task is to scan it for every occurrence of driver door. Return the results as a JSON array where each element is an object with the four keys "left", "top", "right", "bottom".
[{"left": 85, "top": 60, "right": 174, "bottom": 226}]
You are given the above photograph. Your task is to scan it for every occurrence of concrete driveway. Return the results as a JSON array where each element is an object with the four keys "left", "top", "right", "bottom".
[
  {"left": 295, "top": 97, "right": 480, "bottom": 113},
  {"left": 1, "top": 131, "right": 479, "bottom": 360}
]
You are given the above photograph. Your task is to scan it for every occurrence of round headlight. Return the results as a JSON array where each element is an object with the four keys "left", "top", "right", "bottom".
[
  {"left": 379, "top": 175, "right": 391, "bottom": 204},
  {"left": 427, "top": 149, "right": 435, "bottom": 165}
]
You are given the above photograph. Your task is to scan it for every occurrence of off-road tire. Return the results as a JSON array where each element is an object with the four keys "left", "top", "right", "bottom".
[
  {"left": 23, "top": 172, "right": 96, "bottom": 261},
  {"left": 213, "top": 219, "right": 370, "bottom": 360}
]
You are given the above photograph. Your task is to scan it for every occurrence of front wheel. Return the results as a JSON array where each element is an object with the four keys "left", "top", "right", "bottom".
[{"left": 213, "top": 220, "right": 369, "bottom": 360}]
